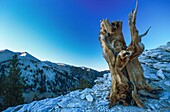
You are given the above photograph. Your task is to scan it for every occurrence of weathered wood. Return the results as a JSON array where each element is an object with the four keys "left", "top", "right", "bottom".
[{"left": 99, "top": 1, "right": 162, "bottom": 108}]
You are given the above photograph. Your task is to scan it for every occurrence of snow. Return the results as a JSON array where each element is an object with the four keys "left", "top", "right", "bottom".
[
  {"left": 2, "top": 42, "right": 170, "bottom": 112},
  {"left": 0, "top": 49, "right": 101, "bottom": 105},
  {"left": 20, "top": 52, "right": 27, "bottom": 57}
]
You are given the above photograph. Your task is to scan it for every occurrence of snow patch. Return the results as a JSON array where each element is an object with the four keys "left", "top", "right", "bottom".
[{"left": 20, "top": 52, "right": 27, "bottom": 57}]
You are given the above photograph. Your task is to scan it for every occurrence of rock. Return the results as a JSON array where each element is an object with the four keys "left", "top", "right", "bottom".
[
  {"left": 57, "top": 97, "right": 71, "bottom": 108},
  {"left": 96, "top": 106, "right": 110, "bottom": 112},
  {"left": 97, "top": 100, "right": 109, "bottom": 106},
  {"left": 164, "top": 72, "right": 170, "bottom": 78},
  {"left": 160, "top": 92, "right": 170, "bottom": 100},
  {"left": 117, "top": 107, "right": 121, "bottom": 110},
  {"left": 86, "top": 94, "right": 93, "bottom": 102},
  {"left": 164, "top": 81, "right": 170, "bottom": 86},
  {"left": 148, "top": 103, "right": 156, "bottom": 110},
  {"left": 67, "top": 102, "right": 78, "bottom": 108},
  {"left": 107, "top": 73, "right": 112, "bottom": 81},
  {"left": 168, "top": 100, "right": 170, "bottom": 104},
  {"left": 80, "top": 94, "right": 86, "bottom": 100},
  {"left": 81, "top": 88, "right": 92, "bottom": 94},
  {"left": 156, "top": 69, "right": 165, "bottom": 80},
  {"left": 103, "top": 73, "right": 108, "bottom": 79},
  {"left": 153, "top": 63, "right": 170, "bottom": 73},
  {"left": 146, "top": 109, "right": 151, "bottom": 112},
  {"left": 61, "top": 108, "right": 84, "bottom": 112},
  {"left": 69, "top": 90, "right": 80, "bottom": 97},
  {"left": 67, "top": 99, "right": 87, "bottom": 108},
  {"left": 49, "top": 106, "right": 60, "bottom": 112},
  {"left": 92, "top": 84, "right": 105, "bottom": 91},
  {"left": 144, "top": 74, "right": 160, "bottom": 81},
  {"left": 154, "top": 103, "right": 162, "bottom": 109},
  {"left": 160, "top": 100, "right": 170, "bottom": 108},
  {"left": 94, "top": 77, "right": 105, "bottom": 84}
]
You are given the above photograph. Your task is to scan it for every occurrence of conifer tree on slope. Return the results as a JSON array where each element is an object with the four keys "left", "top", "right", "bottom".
[
  {"left": 0, "top": 65, "right": 6, "bottom": 96},
  {"left": 0, "top": 65, "right": 7, "bottom": 111},
  {"left": 3, "top": 54, "right": 24, "bottom": 109}
]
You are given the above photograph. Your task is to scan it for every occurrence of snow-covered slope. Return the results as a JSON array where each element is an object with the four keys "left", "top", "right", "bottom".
[
  {"left": 0, "top": 49, "right": 105, "bottom": 103},
  {"left": 0, "top": 49, "right": 39, "bottom": 63},
  {"left": 3, "top": 42, "right": 170, "bottom": 112}
]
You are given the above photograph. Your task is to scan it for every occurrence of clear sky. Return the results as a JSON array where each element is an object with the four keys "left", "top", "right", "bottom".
[{"left": 0, "top": 0, "right": 170, "bottom": 71}]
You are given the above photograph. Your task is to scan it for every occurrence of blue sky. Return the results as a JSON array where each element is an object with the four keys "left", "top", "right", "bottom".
[{"left": 0, "top": 0, "right": 170, "bottom": 71}]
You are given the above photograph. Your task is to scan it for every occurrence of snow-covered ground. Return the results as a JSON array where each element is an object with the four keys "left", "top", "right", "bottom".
[
  {"left": 3, "top": 42, "right": 170, "bottom": 112},
  {"left": 0, "top": 49, "right": 104, "bottom": 103}
]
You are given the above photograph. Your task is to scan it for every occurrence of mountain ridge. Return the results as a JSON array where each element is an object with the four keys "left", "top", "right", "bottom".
[
  {"left": 3, "top": 41, "right": 170, "bottom": 112},
  {"left": 0, "top": 49, "right": 107, "bottom": 104}
]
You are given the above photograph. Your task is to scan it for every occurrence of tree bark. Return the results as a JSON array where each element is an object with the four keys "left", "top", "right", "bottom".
[{"left": 99, "top": 1, "right": 162, "bottom": 108}]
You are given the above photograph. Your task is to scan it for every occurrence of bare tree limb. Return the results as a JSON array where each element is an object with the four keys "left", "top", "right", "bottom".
[{"left": 139, "top": 26, "right": 151, "bottom": 38}]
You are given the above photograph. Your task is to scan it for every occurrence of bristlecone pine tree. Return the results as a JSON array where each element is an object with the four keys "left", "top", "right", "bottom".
[
  {"left": 2, "top": 54, "right": 24, "bottom": 110},
  {"left": 99, "top": 1, "right": 162, "bottom": 108}
]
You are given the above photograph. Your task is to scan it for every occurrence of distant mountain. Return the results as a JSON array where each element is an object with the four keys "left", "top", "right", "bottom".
[
  {"left": 0, "top": 49, "right": 108, "bottom": 103},
  {"left": 3, "top": 42, "right": 170, "bottom": 112}
]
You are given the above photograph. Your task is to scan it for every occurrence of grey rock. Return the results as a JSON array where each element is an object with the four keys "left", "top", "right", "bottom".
[
  {"left": 164, "top": 72, "right": 170, "bottom": 78},
  {"left": 67, "top": 101, "right": 82, "bottom": 108},
  {"left": 103, "top": 73, "right": 109, "bottom": 79},
  {"left": 154, "top": 103, "right": 162, "bottom": 109},
  {"left": 144, "top": 74, "right": 160, "bottom": 81},
  {"left": 156, "top": 69, "right": 165, "bottom": 80},
  {"left": 168, "top": 100, "right": 170, "bottom": 104},
  {"left": 92, "top": 84, "right": 105, "bottom": 91},
  {"left": 49, "top": 106, "right": 60, "bottom": 112},
  {"left": 97, "top": 100, "right": 109, "bottom": 106},
  {"left": 94, "top": 77, "right": 105, "bottom": 84},
  {"left": 153, "top": 63, "right": 170, "bottom": 73},
  {"left": 86, "top": 94, "right": 93, "bottom": 102},
  {"left": 61, "top": 108, "right": 84, "bottom": 112},
  {"left": 67, "top": 98, "right": 88, "bottom": 108},
  {"left": 69, "top": 90, "right": 80, "bottom": 97},
  {"left": 146, "top": 109, "right": 152, "bottom": 112},
  {"left": 80, "top": 93, "right": 86, "bottom": 100},
  {"left": 57, "top": 97, "right": 71, "bottom": 108},
  {"left": 81, "top": 88, "right": 92, "bottom": 94},
  {"left": 96, "top": 106, "right": 110, "bottom": 112},
  {"left": 160, "top": 92, "right": 170, "bottom": 100},
  {"left": 148, "top": 103, "right": 156, "bottom": 110},
  {"left": 107, "top": 73, "right": 112, "bottom": 81},
  {"left": 164, "top": 80, "right": 170, "bottom": 86}
]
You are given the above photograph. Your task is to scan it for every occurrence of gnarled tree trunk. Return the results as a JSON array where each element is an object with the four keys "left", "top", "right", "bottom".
[{"left": 99, "top": 1, "right": 162, "bottom": 108}]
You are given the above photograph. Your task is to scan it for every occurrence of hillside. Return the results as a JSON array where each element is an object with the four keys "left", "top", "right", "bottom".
[
  {"left": 0, "top": 50, "right": 106, "bottom": 103},
  {"left": 3, "top": 42, "right": 170, "bottom": 112}
]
